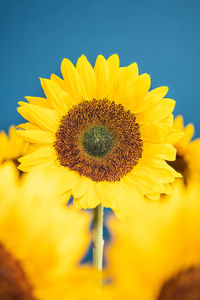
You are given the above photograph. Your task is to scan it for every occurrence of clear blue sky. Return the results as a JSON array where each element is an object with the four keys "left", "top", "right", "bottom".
[{"left": 1, "top": 0, "right": 200, "bottom": 137}]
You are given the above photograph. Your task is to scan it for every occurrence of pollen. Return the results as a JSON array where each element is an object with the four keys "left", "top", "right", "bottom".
[{"left": 54, "top": 99, "right": 143, "bottom": 182}]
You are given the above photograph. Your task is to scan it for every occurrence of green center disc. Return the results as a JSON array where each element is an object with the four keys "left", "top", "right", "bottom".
[{"left": 82, "top": 125, "right": 114, "bottom": 158}]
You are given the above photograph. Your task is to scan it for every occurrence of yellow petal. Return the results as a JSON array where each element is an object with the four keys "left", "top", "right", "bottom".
[
  {"left": 145, "top": 193, "right": 160, "bottom": 200},
  {"left": 182, "top": 123, "right": 194, "bottom": 143},
  {"left": 128, "top": 170, "right": 165, "bottom": 194},
  {"left": 25, "top": 96, "right": 49, "bottom": 108},
  {"left": 96, "top": 180, "right": 142, "bottom": 220},
  {"left": 107, "top": 54, "right": 120, "bottom": 96},
  {"left": 50, "top": 73, "right": 66, "bottom": 90},
  {"left": 174, "top": 115, "right": 184, "bottom": 130},
  {"left": 17, "top": 103, "right": 60, "bottom": 133},
  {"left": 143, "top": 142, "right": 176, "bottom": 161},
  {"left": 74, "top": 179, "right": 100, "bottom": 209},
  {"left": 113, "top": 180, "right": 143, "bottom": 220},
  {"left": 137, "top": 98, "right": 175, "bottom": 124},
  {"left": 18, "top": 146, "right": 55, "bottom": 169},
  {"left": 126, "top": 74, "right": 151, "bottom": 111},
  {"left": 166, "top": 128, "right": 185, "bottom": 145},
  {"left": 143, "top": 157, "right": 181, "bottom": 179},
  {"left": 163, "top": 183, "right": 172, "bottom": 194},
  {"left": 40, "top": 78, "right": 72, "bottom": 113},
  {"left": 17, "top": 130, "right": 55, "bottom": 144},
  {"left": 94, "top": 55, "right": 109, "bottom": 98},
  {"left": 0, "top": 131, "right": 8, "bottom": 160},
  {"left": 17, "top": 123, "right": 41, "bottom": 130},
  {"left": 118, "top": 63, "right": 138, "bottom": 91},
  {"left": 76, "top": 55, "right": 96, "bottom": 99},
  {"left": 135, "top": 86, "right": 169, "bottom": 113},
  {"left": 160, "top": 114, "right": 174, "bottom": 127},
  {"left": 140, "top": 122, "right": 170, "bottom": 143},
  {"left": 61, "top": 58, "right": 83, "bottom": 103}
]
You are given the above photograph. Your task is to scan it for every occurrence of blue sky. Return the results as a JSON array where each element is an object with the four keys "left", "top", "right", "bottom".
[{"left": 1, "top": 0, "right": 200, "bottom": 136}]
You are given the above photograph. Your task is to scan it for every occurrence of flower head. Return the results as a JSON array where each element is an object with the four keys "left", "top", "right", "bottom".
[
  {"left": 17, "top": 54, "right": 182, "bottom": 218},
  {"left": 0, "top": 163, "right": 92, "bottom": 300},
  {"left": 168, "top": 115, "right": 200, "bottom": 184},
  {"left": 0, "top": 125, "right": 28, "bottom": 167},
  {"left": 106, "top": 181, "right": 200, "bottom": 300}
]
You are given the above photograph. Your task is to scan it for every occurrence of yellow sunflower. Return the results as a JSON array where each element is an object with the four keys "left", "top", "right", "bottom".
[
  {"left": 17, "top": 54, "right": 183, "bottom": 219},
  {"left": 0, "top": 125, "right": 28, "bottom": 166},
  {"left": 168, "top": 115, "right": 200, "bottom": 184},
  {"left": 106, "top": 181, "right": 200, "bottom": 300},
  {"left": 0, "top": 162, "right": 95, "bottom": 300}
]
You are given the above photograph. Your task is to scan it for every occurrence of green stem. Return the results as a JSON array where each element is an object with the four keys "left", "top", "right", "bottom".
[{"left": 93, "top": 204, "right": 104, "bottom": 270}]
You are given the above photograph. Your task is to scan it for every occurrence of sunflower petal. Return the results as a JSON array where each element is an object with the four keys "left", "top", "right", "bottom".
[
  {"left": 76, "top": 55, "right": 96, "bottom": 99},
  {"left": 40, "top": 78, "right": 72, "bottom": 113},
  {"left": 17, "top": 130, "right": 55, "bottom": 144},
  {"left": 143, "top": 142, "right": 176, "bottom": 161},
  {"left": 126, "top": 74, "right": 151, "bottom": 110},
  {"left": 94, "top": 55, "right": 109, "bottom": 98},
  {"left": 18, "top": 146, "right": 55, "bottom": 170},
  {"left": 50, "top": 73, "right": 66, "bottom": 90},
  {"left": 61, "top": 58, "right": 83, "bottom": 103},
  {"left": 17, "top": 103, "right": 60, "bottom": 133},
  {"left": 140, "top": 122, "right": 170, "bottom": 143},
  {"left": 118, "top": 63, "right": 138, "bottom": 90},
  {"left": 25, "top": 96, "right": 49, "bottom": 108},
  {"left": 137, "top": 98, "right": 175, "bottom": 123},
  {"left": 134, "top": 86, "right": 169, "bottom": 113},
  {"left": 107, "top": 54, "right": 120, "bottom": 96},
  {"left": 17, "top": 123, "right": 41, "bottom": 130}
]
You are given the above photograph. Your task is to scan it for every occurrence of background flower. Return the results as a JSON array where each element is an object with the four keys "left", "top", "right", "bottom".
[
  {"left": 0, "top": 163, "right": 95, "bottom": 300},
  {"left": 168, "top": 115, "right": 200, "bottom": 184},
  {"left": 0, "top": 125, "right": 28, "bottom": 167},
  {"left": 106, "top": 181, "right": 200, "bottom": 300}
]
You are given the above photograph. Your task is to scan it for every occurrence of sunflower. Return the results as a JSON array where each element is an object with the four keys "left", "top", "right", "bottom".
[
  {"left": 0, "top": 162, "right": 94, "bottom": 300},
  {"left": 17, "top": 54, "right": 183, "bottom": 219},
  {"left": 168, "top": 115, "right": 200, "bottom": 184},
  {"left": 0, "top": 125, "right": 28, "bottom": 166},
  {"left": 106, "top": 181, "right": 200, "bottom": 300}
]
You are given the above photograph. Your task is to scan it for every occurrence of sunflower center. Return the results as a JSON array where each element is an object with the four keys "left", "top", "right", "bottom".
[
  {"left": 168, "top": 154, "right": 189, "bottom": 184},
  {"left": 82, "top": 125, "right": 114, "bottom": 158},
  {"left": 157, "top": 267, "right": 200, "bottom": 300},
  {"left": 54, "top": 99, "right": 143, "bottom": 182},
  {"left": 0, "top": 243, "right": 35, "bottom": 299}
]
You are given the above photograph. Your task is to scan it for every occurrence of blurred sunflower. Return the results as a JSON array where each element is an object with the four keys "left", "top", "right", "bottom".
[
  {"left": 17, "top": 54, "right": 183, "bottom": 219},
  {"left": 0, "top": 125, "right": 28, "bottom": 167},
  {"left": 168, "top": 115, "right": 200, "bottom": 184},
  {"left": 0, "top": 163, "right": 94, "bottom": 300},
  {"left": 106, "top": 181, "right": 200, "bottom": 300}
]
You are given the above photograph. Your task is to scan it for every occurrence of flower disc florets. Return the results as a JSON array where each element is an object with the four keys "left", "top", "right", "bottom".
[
  {"left": 54, "top": 99, "right": 143, "bottom": 182},
  {"left": 82, "top": 125, "right": 115, "bottom": 158}
]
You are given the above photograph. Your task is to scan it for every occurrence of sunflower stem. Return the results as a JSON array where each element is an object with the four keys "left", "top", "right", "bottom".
[{"left": 93, "top": 204, "right": 104, "bottom": 271}]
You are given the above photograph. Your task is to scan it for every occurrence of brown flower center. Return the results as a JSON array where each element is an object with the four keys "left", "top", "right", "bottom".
[
  {"left": 158, "top": 267, "right": 200, "bottom": 300},
  {"left": 0, "top": 243, "right": 35, "bottom": 300},
  {"left": 168, "top": 154, "right": 189, "bottom": 184},
  {"left": 82, "top": 125, "right": 115, "bottom": 158},
  {"left": 54, "top": 99, "right": 143, "bottom": 182}
]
